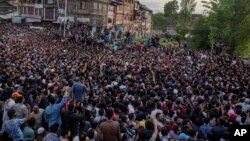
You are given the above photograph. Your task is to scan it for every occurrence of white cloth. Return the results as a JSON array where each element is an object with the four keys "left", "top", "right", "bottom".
[
  {"left": 2, "top": 98, "right": 15, "bottom": 122},
  {"left": 227, "top": 108, "right": 235, "bottom": 116},
  {"left": 151, "top": 109, "right": 163, "bottom": 117},
  {"left": 128, "top": 104, "right": 135, "bottom": 114}
]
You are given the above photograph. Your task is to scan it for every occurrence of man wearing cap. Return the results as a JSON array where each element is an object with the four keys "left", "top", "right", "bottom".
[{"left": 2, "top": 92, "right": 22, "bottom": 122}]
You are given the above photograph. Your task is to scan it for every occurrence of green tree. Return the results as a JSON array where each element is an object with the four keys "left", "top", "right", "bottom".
[
  {"left": 176, "top": 0, "right": 197, "bottom": 38},
  {"left": 201, "top": 0, "right": 250, "bottom": 56},
  {"left": 164, "top": 0, "right": 179, "bottom": 26},
  {"left": 190, "top": 17, "right": 210, "bottom": 49},
  {"left": 152, "top": 13, "right": 168, "bottom": 28}
]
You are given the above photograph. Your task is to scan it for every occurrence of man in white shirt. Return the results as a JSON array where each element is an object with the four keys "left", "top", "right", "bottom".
[
  {"left": 151, "top": 102, "right": 163, "bottom": 117},
  {"left": 2, "top": 92, "right": 21, "bottom": 122}
]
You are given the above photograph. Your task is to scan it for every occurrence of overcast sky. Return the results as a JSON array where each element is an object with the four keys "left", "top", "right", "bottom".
[{"left": 139, "top": 0, "right": 205, "bottom": 14}]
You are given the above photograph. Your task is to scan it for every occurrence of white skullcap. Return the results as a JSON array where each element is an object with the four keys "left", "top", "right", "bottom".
[
  {"left": 37, "top": 127, "right": 45, "bottom": 135},
  {"left": 173, "top": 89, "right": 178, "bottom": 94}
]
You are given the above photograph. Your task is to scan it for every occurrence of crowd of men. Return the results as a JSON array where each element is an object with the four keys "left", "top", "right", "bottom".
[{"left": 0, "top": 23, "right": 249, "bottom": 141}]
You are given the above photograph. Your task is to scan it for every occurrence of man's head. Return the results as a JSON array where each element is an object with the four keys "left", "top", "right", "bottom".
[
  {"left": 50, "top": 123, "right": 59, "bottom": 134},
  {"left": 145, "top": 120, "right": 154, "bottom": 130},
  {"left": 27, "top": 117, "right": 36, "bottom": 127},
  {"left": 105, "top": 108, "right": 114, "bottom": 119},
  {"left": 161, "top": 128, "right": 168, "bottom": 136},
  {"left": 156, "top": 113, "right": 163, "bottom": 121},
  {"left": 16, "top": 96, "right": 24, "bottom": 103},
  {"left": 75, "top": 77, "right": 80, "bottom": 82},
  {"left": 7, "top": 109, "right": 16, "bottom": 119},
  {"left": 99, "top": 108, "right": 104, "bottom": 116},
  {"left": 68, "top": 103, "right": 75, "bottom": 112},
  {"left": 48, "top": 95, "right": 56, "bottom": 104},
  {"left": 11, "top": 92, "right": 21, "bottom": 100},
  {"left": 33, "top": 105, "right": 39, "bottom": 113}
]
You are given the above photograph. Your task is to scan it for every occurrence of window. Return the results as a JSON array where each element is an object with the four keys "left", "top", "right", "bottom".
[
  {"left": 94, "top": 2, "right": 97, "bottom": 9},
  {"left": 103, "top": 5, "right": 107, "bottom": 11},
  {"left": 108, "top": 18, "right": 112, "bottom": 23},
  {"left": 47, "top": 0, "right": 53, "bottom": 4},
  {"left": 81, "top": 2, "right": 85, "bottom": 9},
  {"left": 93, "top": 19, "right": 97, "bottom": 25},
  {"left": 99, "top": 4, "right": 102, "bottom": 10}
]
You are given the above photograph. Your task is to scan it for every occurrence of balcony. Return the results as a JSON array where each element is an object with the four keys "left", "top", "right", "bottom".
[{"left": 89, "top": 9, "right": 106, "bottom": 15}]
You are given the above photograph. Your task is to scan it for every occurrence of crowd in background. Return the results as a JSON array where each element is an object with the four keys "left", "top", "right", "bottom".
[{"left": 0, "top": 23, "right": 249, "bottom": 141}]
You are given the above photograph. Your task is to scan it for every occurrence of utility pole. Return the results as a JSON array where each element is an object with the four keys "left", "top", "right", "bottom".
[{"left": 63, "top": 0, "right": 67, "bottom": 37}]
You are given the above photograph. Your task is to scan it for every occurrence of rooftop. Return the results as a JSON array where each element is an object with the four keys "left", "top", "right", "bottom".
[
  {"left": 140, "top": 4, "right": 152, "bottom": 13},
  {"left": 0, "top": 0, "right": 16, "bottom": 15},
  {"left": 111, "top": 0, "right": 124, "bottom": 5}
]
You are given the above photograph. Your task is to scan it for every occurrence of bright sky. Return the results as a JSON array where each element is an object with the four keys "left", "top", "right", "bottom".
[{"left": 139, "top": 0, "right": 205, "bottom": 14}]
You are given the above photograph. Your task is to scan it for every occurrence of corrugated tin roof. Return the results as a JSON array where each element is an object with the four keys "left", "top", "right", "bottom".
[
  {"left": 111, "top": 0, "right": 124, "bottom": 5},
  {"left": 0, "top": 0, "right": 16, "bottom": 15},
  {"left": 140, "top": 4, "right": 152, "bottom": 13}
]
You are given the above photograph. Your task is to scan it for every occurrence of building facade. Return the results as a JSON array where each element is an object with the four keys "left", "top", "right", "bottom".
[
  {"left": 16, "top": 0, "right": 57, "bottom": 21},
  {"left": 113, "top": 0, "right": 134, "bottom": 32},
  {"left": 59, "top": 0, "right": 109, "bottom": 26},
  {"left": 4, "top": 0, "right": 152, "bottom": 37},
  {"left": 0, "top": 0, "right": 17, "bottom": 18},
  {"left": 122, "top": 0, "right": 134, "bottom": 32},
  {"left": 133, "top": 1, "right": 152, "bottom": 37}
]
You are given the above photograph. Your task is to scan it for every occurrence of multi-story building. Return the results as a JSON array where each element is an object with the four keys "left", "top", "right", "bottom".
[
  {"left": 59, "top": 0, "right": 109, "bottom": 26},
  {"left": 122, "top": 0, "right": 134, "bottom": 32},
  {"left": 133, "top": 1, "right": 152, "bottom": 37},
  {"left": 107, "top": 0, "right": 123, "bottom": 29},
  {"left": 16, "top": 0, "right": 57, "bottom": 21},
  {"left": 140, "top": 4, "right": 152, "bottom": 37},
  {"left": 114, "top": 0, "right": 134, "bottom": 32},
  {"left": 0, "top": 0, "right": 17, "bottom": 20},
  {"left": 107, "top": 0, "right": 116, "bottom": 29}
]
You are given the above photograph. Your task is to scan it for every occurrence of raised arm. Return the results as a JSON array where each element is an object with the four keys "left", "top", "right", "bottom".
[
  {"left": 150, "top": 114, "right": 158, "bottom": 141},
  {"left": 57, "top": 87, "right": 69, "bottom": 108},
  {"left": 24, "top": 104, "right": 31, "bottom": 123}
]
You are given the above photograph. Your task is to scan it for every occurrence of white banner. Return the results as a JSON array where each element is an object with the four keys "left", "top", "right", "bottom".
[
  {"left": 58, "top": 8, "right": 65, "bottom": 14},
  {"left": 47, "top": 0, "right": 54, "bottom": 4},
  {"left": 23, "top": 3, "right": 35, "bottom": 7},
  {"left": 35, "top": 4, "right": 43, "bottom": 9},
  {"left": 77, "top": 18, "right": 90, "bottom": 23},
  {"left": 26, "top": 18, "right": 42, "bottom": 23}
]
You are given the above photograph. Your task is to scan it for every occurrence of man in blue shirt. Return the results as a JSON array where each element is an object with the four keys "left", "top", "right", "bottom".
[
  {"left": 72, "top": 77, "right": 89, "bottom": 102},
  {"left": 1, "top": 108, "right": 31, "bottom": 141},
  {"left": 199, "top": 118, "right": 213, "bottom": 140},
  {"left": 44, "top": 87, "right": 69, "bottom": 128}
]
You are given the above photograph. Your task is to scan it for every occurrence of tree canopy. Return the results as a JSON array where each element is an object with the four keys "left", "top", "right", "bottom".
[
  {"left": 152, "top": 13, "right": 167, "bottom": 28},
  {"left": 176, "top": 0, "right": 197, "bottom": 38},
  {"left": 164, "top": 0, "right": 179, "bottom": 26},
  {"left": 198, "top": 0, "right": 250, "bottom": 57}
]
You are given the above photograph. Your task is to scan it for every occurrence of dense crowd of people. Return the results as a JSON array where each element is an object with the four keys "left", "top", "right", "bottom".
[{"left": 0, "top": 23, "right": 249, "bottom": 141}]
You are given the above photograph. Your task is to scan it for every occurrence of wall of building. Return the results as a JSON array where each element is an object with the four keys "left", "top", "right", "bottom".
[
  {"left": 16, "top": 0, "right": 57, "bottom": 21},
  {"left": 12, "top": 0, "right": 152, "bottom": 36},
  {"left": 107, "top": 5, "right": 115, "bottom": 28},
  {"left": 115, "top": 4, "right": 123, "bottom": 25},
  {"left": 122, "top": 0, "right": 134, "bottom": 32}
]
